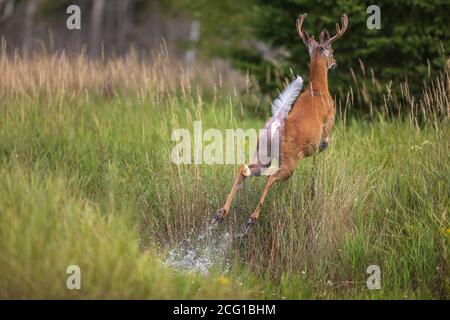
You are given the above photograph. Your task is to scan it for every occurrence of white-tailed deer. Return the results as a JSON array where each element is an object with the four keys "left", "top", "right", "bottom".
[{"left": 211, "top": 13, "right": 348, "bottom": 234}]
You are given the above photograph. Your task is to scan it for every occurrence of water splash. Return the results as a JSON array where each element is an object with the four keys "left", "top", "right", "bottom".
[{"left": 164, "top": 227, "right": 233, "bottom": 275}]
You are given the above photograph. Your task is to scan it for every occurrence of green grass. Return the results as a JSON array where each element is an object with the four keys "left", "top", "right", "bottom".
[
  {"left": 0, "top": 90, "right": 448, "bottom": 299},
  {"left": 0, "top": 53, "right": 448, "bottom": 299}
]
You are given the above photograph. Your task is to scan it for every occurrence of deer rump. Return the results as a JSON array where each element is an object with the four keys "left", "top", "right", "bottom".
[{"left": 250, "top": 76, "right": 304, "bottom": 172}]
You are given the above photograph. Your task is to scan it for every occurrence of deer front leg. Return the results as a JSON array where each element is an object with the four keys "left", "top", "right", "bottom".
[
  {"left": 320, "top": 110, "right": 335, "bottom": 153},
  {"left": 242, "top": 175, "right": 277, "bottom": 234}
]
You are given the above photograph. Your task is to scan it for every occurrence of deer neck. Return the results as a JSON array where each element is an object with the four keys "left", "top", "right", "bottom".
[{"left": 307, "top": 56, "right": 329, "bottom": 95}]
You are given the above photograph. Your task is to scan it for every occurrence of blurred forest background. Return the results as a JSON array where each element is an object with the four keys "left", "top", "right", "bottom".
[{"left": 0, "top": 0, "right": 449, "bottom": 109}]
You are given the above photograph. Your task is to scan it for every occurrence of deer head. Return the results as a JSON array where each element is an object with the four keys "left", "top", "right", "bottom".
[{"left": 296, "top": 13, "right": 348, "bottom": 70}]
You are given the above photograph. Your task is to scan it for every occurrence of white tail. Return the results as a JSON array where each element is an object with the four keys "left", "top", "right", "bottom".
[
  {"left": 249, "top": 75, "right": 304, "bottom": 167},
  {"left": 271, "top": 76, "right": 303, "bottom": 119}
]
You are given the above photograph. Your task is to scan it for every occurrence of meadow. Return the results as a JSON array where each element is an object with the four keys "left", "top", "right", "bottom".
[{"left": 0, "top": 49, "right": 448, "bottom": 299}]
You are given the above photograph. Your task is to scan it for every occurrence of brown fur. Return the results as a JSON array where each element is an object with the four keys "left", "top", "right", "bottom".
[{"left": 276, "top": 50, "right": 335, "bottom": 181}]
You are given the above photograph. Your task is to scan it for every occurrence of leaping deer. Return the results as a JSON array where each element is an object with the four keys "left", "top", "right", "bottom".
[{"left": 211, "top": 13, "right": 348, "bottom": 234}]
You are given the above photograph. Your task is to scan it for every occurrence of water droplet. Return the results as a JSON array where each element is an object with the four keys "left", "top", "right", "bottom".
[{"left": 164, "top": 227, "right": 233, "bottom": 275}]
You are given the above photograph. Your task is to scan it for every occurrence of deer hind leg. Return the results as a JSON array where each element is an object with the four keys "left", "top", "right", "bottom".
[
  {"left": 212, "top": 125, "right": 275, "bottom": 226},
  {"left": 211, "top": 163, "right": 262, "bottom": 225},
  {"left": 242, "top": 174, "right": 277, "bottom": 233}
]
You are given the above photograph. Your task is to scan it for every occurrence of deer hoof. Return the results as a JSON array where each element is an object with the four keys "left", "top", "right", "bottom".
[
  {"left": 241, "top": 218, "right": 256, "bottom": 235},
  {"left": 319, "top": 138, "right": 329, "bottom": 152},
  {"left": 210, "top": 208, "right": 226, "bottom": 227}
]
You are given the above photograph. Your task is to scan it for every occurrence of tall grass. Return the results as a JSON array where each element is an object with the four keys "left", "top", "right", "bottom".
[
  {"left": 341, "top": 59, "right": 449, "bottom": 124},
  {"left": 0, "top": 48, "right": 448, "bottom": 299}
]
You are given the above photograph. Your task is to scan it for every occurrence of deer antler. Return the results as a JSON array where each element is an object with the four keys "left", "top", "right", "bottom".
[
  {"left": 296, "top": 13, "right": 316, "bottom": 47},
  {"left": 329, "top": 14, "right": 348, "bottom": 43}
]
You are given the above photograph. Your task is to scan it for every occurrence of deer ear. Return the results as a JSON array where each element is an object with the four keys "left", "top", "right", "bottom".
[{"left": 320, "top": 29, "right": 330, "bottom": 45}]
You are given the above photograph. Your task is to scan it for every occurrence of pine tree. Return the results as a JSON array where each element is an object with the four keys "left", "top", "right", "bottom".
[{"left": 224, "top": 0, "right": 449, "bottom": 99}]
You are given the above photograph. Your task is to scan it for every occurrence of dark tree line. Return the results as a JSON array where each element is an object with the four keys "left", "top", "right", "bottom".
[{"left": 212, "top": 0, "right": 450, "bottom": 96}]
